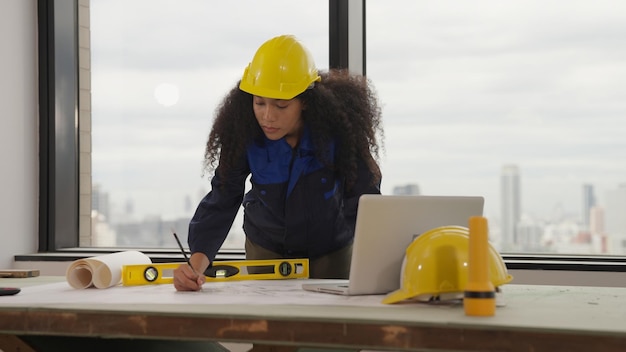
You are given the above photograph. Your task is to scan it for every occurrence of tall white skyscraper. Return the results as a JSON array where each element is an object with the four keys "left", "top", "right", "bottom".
[
  {"left": 500, "top": 165, "right": 521, "bottom": 251},
  {"left": 582, "top": 184, "right": 596, "bottom": 230}
]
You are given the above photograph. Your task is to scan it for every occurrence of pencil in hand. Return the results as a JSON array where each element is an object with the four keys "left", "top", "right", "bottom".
[{"left": 172, "top": 232, "right": 200, "bottom": 276}]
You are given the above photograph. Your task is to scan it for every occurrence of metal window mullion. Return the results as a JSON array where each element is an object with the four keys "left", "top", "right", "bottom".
[
  {"left": 329, "top": 0, "right": 365, "bottom": 75},
  {"left": 37, "top": 0, "right": 80, "bottom": 251}
]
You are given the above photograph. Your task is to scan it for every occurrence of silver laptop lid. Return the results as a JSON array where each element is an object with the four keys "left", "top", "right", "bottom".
[{"left": 347, "top": 194, "right": 484, "bottom": 295}]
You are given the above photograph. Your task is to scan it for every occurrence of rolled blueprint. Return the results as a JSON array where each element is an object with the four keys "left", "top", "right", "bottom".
[{"left": 66, "top": 251, "right": 152, "bottom": 289}]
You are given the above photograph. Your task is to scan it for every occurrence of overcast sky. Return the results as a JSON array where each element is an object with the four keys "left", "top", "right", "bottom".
[{"left": 90, "top": 0, "right": 626, "bottom": 225}]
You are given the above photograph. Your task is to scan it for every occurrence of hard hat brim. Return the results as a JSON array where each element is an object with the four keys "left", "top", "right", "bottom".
[{"left": 382, "top": 288, "right": 415, "bottom": 305}]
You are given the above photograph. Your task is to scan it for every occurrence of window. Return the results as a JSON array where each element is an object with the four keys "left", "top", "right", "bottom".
[
  {"left": 367, "top": 0, "right": 626, "bottom": 255},
  {"left": 87, "top": 1, "right": 330, "bottom": 249},
  {"left": 39, "top": 1, "right": 626, "bottom": 274}
]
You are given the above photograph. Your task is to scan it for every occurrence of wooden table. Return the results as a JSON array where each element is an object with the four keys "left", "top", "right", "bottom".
[{"left": 0, "top": 277, "right": 625, "bottom": 351}]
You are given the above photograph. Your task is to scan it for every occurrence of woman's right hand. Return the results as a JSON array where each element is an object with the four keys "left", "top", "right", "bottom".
[{"left": 173, "top": 252, "right": 209, "bottom": 291}]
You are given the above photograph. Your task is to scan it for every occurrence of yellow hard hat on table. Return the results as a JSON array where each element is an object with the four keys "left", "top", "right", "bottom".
[{"left": 382, "top": 226, "right": 512, "bottom": 304}]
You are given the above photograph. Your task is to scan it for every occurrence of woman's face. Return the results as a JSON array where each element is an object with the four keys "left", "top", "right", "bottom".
[{"left": 252, "top": 95, "right": 305, "bottom": 147}]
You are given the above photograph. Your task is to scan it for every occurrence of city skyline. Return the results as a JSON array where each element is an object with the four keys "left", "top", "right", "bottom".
[
  {"left": 94, "top": 167, "right": 625, "bottom": 227},
  {"left": 92, "top": 167, "right": 626, "bottom": 255}
]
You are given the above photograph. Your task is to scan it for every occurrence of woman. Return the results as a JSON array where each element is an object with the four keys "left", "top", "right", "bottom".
[{"left": 174, "top": 35, "right": 384, "bottom": 291}]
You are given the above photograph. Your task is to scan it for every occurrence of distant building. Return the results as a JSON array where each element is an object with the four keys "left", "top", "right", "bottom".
[
  {"left": 605, "top": 184, "right": 626, "bottom": 254},
  {"left": 91, "top": 183, "right": 110, "bottom": 221},
  {"left": 91, "top": 184, "right": 114, "bottom": 247},
  {"left": 589, "top": 205, "right": 607, "bottom": 253},
  {"left": 582, "top": 184, "right": 596, "bottom": 230},
  {"left": 516, "top": 215, "right": 544, "bottom": 252},
  {"left": 589, "top": 205, "right": 605, "bottom": 235},
  {"left": 500, "top": 165, "right": 521, "bottom": 251},
  {"left": 91, "top": 210, "right": 117, "bottom": 247},
  {"left": 392, "top": 184, "right": 420, "bottom": 195}
]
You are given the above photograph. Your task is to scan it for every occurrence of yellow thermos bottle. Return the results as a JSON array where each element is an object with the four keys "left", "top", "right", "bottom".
[{"left": 464, "top": 216, "right": 496, "bottom": 316}]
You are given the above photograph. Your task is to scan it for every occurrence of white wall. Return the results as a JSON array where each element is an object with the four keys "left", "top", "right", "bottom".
[{"left": 0, "top": 0, "right": 38, "bottom": 268}]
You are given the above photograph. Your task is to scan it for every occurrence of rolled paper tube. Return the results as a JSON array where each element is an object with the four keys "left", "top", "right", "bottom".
[{"left": 66, "top": 251, "right": 152, "bottom": 289}]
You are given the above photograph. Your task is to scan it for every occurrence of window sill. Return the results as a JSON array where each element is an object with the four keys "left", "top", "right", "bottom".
[{"left": 15, "top": 248, "right": 246, "bottom": 263}]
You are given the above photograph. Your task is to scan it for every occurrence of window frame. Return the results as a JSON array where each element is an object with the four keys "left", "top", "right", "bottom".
[
  {"left": 38, "top": 0, "right": 80, "bottom": 251},
  {"left": 35, "top": 0, "right": 626, "bottom": 276}
]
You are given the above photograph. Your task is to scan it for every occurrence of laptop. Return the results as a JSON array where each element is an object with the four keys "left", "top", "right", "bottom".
[{"left": 301, "top": 194, "right": 484, "bottom": 295}]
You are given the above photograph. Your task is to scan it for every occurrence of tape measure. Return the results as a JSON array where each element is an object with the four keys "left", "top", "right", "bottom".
[{"left": 122, "top": 258, "right": 309, "bottom": 286}]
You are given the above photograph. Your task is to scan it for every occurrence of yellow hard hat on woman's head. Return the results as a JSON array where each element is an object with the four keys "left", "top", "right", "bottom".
[{"left": 239, "top": 35, "right": 321, "bottom": 100}]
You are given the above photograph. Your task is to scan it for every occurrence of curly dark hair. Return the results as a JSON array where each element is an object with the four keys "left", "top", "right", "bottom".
[{"left": 203, "top": 69, "right": 384, "bottom": 191}]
